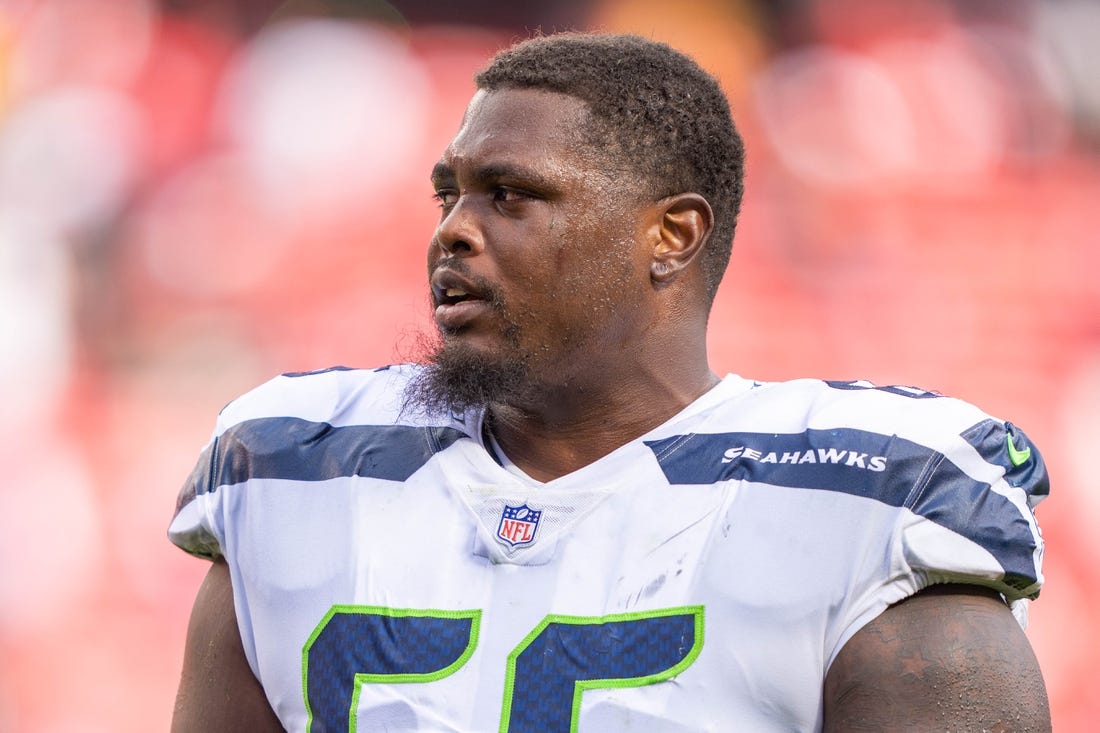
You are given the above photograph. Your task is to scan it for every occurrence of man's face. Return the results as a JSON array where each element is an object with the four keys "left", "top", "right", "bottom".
[{"left": 412, "top": 88, "right": 653, "bottom": 412}]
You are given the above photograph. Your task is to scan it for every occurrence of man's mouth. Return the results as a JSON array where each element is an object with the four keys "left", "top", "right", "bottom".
[
  {"left": 431, "top": 271, "right": 495, "bottom": 331},
  {"left": 435, "top": 286, "right": 479, "bottom": 307}
]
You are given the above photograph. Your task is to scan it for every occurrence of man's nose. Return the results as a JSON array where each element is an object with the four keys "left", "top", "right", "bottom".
[{"left": 432, "top": 197, "right": 483, "bottom": 256}]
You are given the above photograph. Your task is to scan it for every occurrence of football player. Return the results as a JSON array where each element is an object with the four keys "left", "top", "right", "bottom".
[{"left": 170, "top": 32, "right": 1049, "bottom": 732}]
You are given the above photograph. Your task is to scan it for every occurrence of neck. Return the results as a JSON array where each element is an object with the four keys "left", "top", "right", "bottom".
[{"left": 487, "top": 360, "right": 719, "bottom": 482}]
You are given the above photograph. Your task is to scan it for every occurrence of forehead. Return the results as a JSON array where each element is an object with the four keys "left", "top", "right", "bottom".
[{"left": 438, "top": 88, "right": 596, "bottom": 177}]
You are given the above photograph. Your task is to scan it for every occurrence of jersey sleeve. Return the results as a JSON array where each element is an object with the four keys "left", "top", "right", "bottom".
[
  {"left": 166, "top": 365, "right": 428, "bottom": 560},
  {"left": 167, "top": 412, "right": 232, "bottom": 560},
  {"left": 165, "top": 368, "right": 345, "bottom": 560},
  {"left": 898, "top": 418, "right": 1048, "bottom": 622}
]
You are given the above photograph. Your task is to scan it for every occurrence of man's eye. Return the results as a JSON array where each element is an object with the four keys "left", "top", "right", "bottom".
[
  {"left": 493, "top": 187, "right": 530, "bottom": 204},
  {"left": 433, "top": 190, "right": 458, "bottom": 208}
]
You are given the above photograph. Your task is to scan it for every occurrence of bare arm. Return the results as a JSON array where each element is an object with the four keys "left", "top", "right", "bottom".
[
  {"left": 823, "top": 584, "right": 1049, "bottom": 732},
  {"left": 172, "top": 558, "right": 285, "bottom": 732}
]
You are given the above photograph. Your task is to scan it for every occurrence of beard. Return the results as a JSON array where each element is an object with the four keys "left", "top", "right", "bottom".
[
  {"left": 401, "top": 281, "right": 541, "bottom": 418},
  {"left": 402, "top": 336, "right": 534, "bottom": 418}
]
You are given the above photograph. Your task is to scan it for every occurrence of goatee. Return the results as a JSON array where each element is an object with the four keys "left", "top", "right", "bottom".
[
  {"left": 402, "top": 334, "right": 533, "bottom": 418},
  {"left": 402, "top": 275, "right": 542, "bottom": 418}
]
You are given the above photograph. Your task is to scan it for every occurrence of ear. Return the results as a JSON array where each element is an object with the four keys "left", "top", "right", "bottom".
[{"left": 649, "top": 193, "right": 713, "bottom": 285}]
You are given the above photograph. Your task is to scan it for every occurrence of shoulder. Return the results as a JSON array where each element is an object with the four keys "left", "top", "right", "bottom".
[
  {"left": 780, "top": 378, "right": 1048, "bottom": 601},
  {"left": 658, "top": 376, "right": 1022, "bottom": 489},
  {"left": 657, "top": 375, "right": 1048, "bottom": 599},
  {"left": 172, "top": 364, "right": 465, "bottom": 524},
  {"left": 210, "top": 363, "right": 468, "bottom": 477},
  {"left": 733, "top": 378, "right": 1045, "bottom": 485},
  {"left": 746, "top": 377, "right": 990, "bottom": 439},
  {"left": 751, "top": 374, "right": 1048, "bottom": 506},
  {"left": 215, "top": 364, "right": 426, "bottom": 433}
]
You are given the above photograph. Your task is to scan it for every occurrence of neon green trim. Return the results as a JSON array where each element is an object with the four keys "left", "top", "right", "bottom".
[
  {"left": 1006, "top": 433, "right": 1031, "bottom": 467},
  {"left": 498, "top": 605, "right": 705, "bottom": 733},
  {"left": 302, "top": 605, "right": 481, "bottom": 733}
]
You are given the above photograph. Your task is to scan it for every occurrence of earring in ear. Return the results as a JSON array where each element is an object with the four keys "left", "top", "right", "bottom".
[{"left": 652, "top": 260, "right": 673, "bottom": 277}]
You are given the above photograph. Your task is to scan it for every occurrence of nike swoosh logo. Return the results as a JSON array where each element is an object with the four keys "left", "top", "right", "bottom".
[{"left": 1006, "top": 433, "right": 1031, "bottom": 467}]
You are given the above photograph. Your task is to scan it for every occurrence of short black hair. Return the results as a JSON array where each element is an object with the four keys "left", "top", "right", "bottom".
[{"left": 476, "top": 32, "right": 745, "bottom": 301}]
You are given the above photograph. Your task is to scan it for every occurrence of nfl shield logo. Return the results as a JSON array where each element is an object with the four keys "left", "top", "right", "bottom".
[{"left": 496, "top": 504, "right": 542, "bottom": 547}]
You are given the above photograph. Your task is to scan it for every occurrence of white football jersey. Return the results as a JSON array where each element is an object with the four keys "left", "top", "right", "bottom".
[{"left": 169, "top": 365, "right": 1047, "bottom": 732}]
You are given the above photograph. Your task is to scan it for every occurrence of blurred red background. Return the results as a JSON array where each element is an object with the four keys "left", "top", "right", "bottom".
[{"left": 1, "top": 0, "right": 1097, "bottom": 729}]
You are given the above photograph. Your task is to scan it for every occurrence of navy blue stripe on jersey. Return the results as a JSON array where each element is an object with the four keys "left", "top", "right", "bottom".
[
  {"left": 646, "top": 428, "right": 1041, "bottom": 594},
  {"left": 177, "top": 419, "right": 465, "bottom": 506},
  {"left": 281, "top": 365, "right": 360, "bottom": 378},
  {"left": 824, "top": 379, "right": 942, "bottom": 399},
  {"left": 647, "top": 428, "right": 916, "bottom": 503}
]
